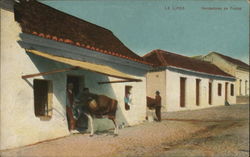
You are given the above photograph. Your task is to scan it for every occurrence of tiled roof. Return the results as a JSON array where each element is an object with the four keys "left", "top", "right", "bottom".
[
  {"left": 212, "top": 52, "right": 249, "bottom": 69},
  {"left": 143, "top": 49, "right": 234, "bottom": 78},
  {"left": 14, "top": 0, "right": 150, "bottom": 65}
]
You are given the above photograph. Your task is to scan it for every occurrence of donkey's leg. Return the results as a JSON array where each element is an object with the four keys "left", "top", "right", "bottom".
[
  {"left": 111, "top": 118, "right": 119, "bottom": 135},
  {"left": 84, "top": 113, "right": 94, "bottom": 136}
]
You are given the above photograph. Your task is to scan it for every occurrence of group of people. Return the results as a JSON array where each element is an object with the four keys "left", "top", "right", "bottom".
[
  {"left": 66, "top": 83, "right": 94, "bottom": 133},
  {"left": 66, "top": 83, "right": 162, "bottom": 134}
]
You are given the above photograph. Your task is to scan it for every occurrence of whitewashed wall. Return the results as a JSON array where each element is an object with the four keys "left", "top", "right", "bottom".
[
  {"left": 1, "top": 9, "right": 69, "bottom": 150},
  {"left": 146, "top": 71, "right": 166, "bottom": 110},
  {"left": 203, "top": 53, "right": 249, "bottom": 97},
  {"left": 148, "top": 69, "right": 237, "bottom": 112},
  {"left": 226, "top": 82, "right": 237, "bottom": 104},
  {"left": 67, "top": 69, "right": 147, "bottom": 132},
  {"left": 235, "top": 69, "right": 249, "bottom": 96},
  {"left": 0, "top": 9, "right": 147, "bottom": 150},
  {"left": 203, "top": 53, "right": 236, "bottom": 76}
]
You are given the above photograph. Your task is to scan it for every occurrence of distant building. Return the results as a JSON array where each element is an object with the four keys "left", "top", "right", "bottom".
[
  {"left": 143, "top": 50, "right": 236, "bottom": 112},
  {"left": 1, "top": 0, "right": 150, "bottom": 150},
  {"left": 195, "top": 52, "right": 249, "bottom": 103}
]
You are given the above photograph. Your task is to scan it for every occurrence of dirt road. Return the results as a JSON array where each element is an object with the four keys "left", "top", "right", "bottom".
[
  {"left": 1, "top": 104, "right": 249, "bottom": 157},
  {"left": 146, "top": 119, "right": 249, "bottom": 157}
]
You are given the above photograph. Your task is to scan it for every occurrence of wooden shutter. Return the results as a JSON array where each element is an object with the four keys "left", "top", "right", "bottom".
[
  {"left": 34, "top": 80, "right": 49, "bottom": 116},
  {"left": 196, "top": 79, "right": 201, "bottom": 106}
]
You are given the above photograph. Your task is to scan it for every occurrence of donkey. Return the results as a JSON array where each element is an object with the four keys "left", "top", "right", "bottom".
[{"left": 76, "top": 88, "right": 119, "bottom": 136}]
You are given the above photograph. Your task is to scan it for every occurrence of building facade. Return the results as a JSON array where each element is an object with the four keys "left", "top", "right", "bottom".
[
  {"left": 0, "top": 0, "right": 150, "bottom": 150},
  {"left": 144, "top": 50, "right": 236, "bottom": 112},
  {"left": 197, "top": 52, "right": 249, "bottom": 103}
]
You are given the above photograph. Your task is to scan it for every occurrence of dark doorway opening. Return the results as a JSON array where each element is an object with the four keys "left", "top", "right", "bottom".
[
  {"left": 196, "top": 79, "right": 201, "bottom": 106},
  {"left": 208, "top": 82, "right": 212, "bottom": 105},
  {"left": 66, "top": 75, "right": 88, "bottom": 132},
  {"left": 67, "top": 76, "right": 80, "bottom": 95},
  {"left": 225, "top": 82, "right": 228, "bottom": 101}
]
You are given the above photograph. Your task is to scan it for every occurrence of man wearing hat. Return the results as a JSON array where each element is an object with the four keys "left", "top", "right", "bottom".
[{"left": 155, "top": 91, "right": 162, "bottom": 122}]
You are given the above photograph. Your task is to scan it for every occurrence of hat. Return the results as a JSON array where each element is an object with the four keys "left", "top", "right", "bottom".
[{"left": 156, "top": 91, "right": 160, "bottom": 94}]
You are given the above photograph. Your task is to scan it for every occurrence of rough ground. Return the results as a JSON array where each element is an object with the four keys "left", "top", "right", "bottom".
[{"left": 1, "top": 104, "right": 249, "bottom": 157}]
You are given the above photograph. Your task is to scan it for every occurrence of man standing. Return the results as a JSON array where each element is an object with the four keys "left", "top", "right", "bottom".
[
  {"left": 125, "top": 86, "right": 133, "bottom": 110},
  {"left": 66, "top": 83, "right": 78, "bottom": 133},
  {"left": 155, "top": 91, "right": 162, "bottom": 122}
]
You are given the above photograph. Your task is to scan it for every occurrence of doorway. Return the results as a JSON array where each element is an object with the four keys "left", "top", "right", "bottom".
[
  {"left": 208, "top": 82, "right": 212, "bottom": 105},
  {"left": 225, "top": 82, "right": 228, "bottom": 101},
  {"left": 196, "top": 79, "right": 201, "bottom": 106},
  {"left": 66, "top": 75, "right": 88, "bottom": 132},
  {"left": 180, "top": 77, "right": 186, "bottom": 107}
]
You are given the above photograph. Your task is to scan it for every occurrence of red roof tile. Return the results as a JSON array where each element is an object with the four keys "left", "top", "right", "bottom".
[
  {"left": 212, "top": 52, "right": 249, "bottom": 69},
  {"left": 14, "top": 0, "right": 149, "bottom": 65},
  {"left": 143, "top": 49, "right": 234, "bottom": 78}
]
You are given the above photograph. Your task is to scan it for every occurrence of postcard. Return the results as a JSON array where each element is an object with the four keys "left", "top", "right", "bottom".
[{"left": 0, "top": 0, "right": 249, "bottom": 156}]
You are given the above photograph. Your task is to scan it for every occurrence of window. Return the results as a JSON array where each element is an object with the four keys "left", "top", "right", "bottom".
[
  {"left": 230, "top": 84, "right": 234, "bottom": 96},
  {"left": 125, "top": 86, "right": 133, "bottom": 110},
  {"left": 218, "top": 83, "right": 222, "bottom": 96},
  {"left": 34, "top": 79, "right": 53, "bottom": 117}
]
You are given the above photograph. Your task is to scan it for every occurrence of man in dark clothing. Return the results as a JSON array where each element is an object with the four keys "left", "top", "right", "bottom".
[
  {"left": 66, "top": 83, "right": 77, "bottom": 133},
  {"left": 155, "top": 91, "right": 162, "bottom": 122}
]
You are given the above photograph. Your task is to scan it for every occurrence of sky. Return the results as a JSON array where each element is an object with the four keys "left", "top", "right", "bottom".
[{"left": 40, "top": 0, "right": 249, "bottom": 64}]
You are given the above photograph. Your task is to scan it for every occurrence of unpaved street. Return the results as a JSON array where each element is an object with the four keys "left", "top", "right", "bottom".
[{"left": 1, "top": 104, "right": 249, "bottom": 157}]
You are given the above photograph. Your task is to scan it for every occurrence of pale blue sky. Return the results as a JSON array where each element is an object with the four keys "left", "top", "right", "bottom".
[{"left": 40, "top": 0, "right": 249, "bottom": 64}]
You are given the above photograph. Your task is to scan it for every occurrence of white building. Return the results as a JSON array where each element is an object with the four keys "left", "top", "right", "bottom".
[
  {"left": 0, "top": 0, "right": 150, "bottom": 150},
  {"left": 143, "top": 50, "right": 236, "bottom": 112},
  {"left": 195, "top": 52, "right": 249, "bottom": 104}
]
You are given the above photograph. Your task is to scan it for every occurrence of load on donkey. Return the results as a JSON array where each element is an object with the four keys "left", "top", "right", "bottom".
[
  {"left": 146, "top": 91, "right": 162, "bottom": 122},
  {"left": 75, "top": 88, "right": 119, "bottom": 136},
  {"left": 147, "top": 96, "right": 157, "bottom": 110}
]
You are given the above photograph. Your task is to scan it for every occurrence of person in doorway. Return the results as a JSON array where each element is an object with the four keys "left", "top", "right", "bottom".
[
  {"left": 125, "top": 87, "right": 132, "bottom": 110},
  {"left": 155, "top": 91, "right": 162, "bottom": 122},
  {"left": 66, "top": 83, "right": 78, "bottom": 133}
]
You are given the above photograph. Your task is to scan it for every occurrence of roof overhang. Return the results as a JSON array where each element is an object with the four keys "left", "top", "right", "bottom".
[
  {"left": 149, "top": 65, "right": 235, "bottom": 81},
  {"left": 236, "top": 65, "right": 249, "bottom": 72},
  {"left": 24, "top": 49, "right": 142, "bottom": 82},
  {"left": 19, "top": 33, "right": 151, "bottom": 71},
  {"left": 168, "top": 66, "right": 236, "bottom": 81}
]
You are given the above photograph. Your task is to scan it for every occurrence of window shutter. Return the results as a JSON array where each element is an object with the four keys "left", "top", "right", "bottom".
[{"left": 34, "top": 80, "right": 49, "bottom": 116}]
